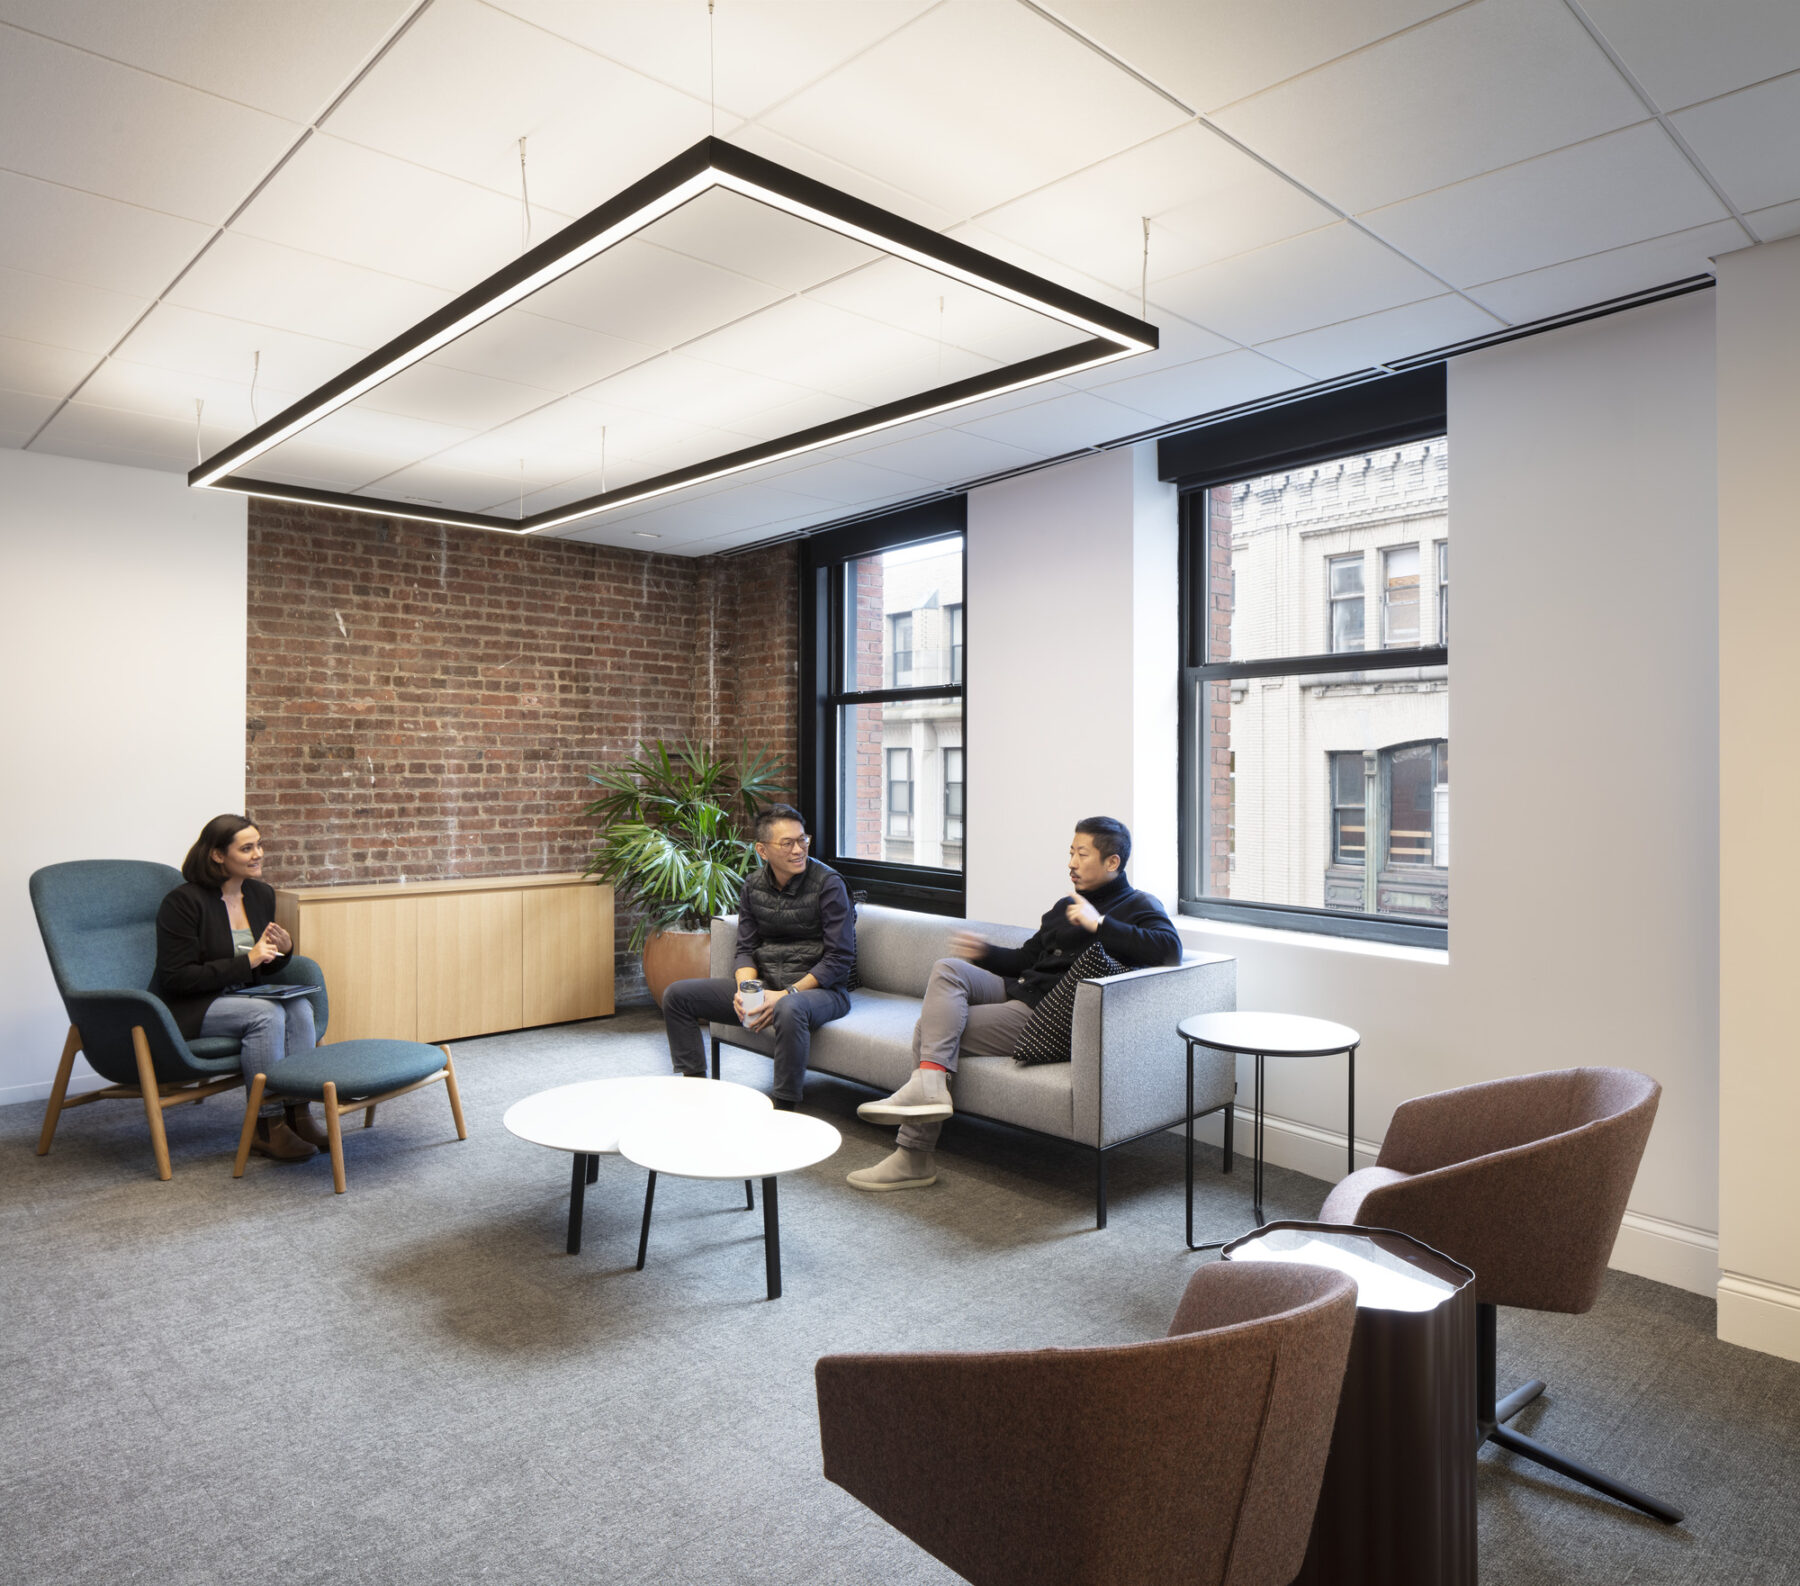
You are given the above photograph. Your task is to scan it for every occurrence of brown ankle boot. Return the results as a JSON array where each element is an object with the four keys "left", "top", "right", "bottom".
[
  {"left": 252, "top": 1117, "right": 315, "bottom": 1162},
  {"left": 285, "top": 1104, "right": 330, "bottom": 1151}
]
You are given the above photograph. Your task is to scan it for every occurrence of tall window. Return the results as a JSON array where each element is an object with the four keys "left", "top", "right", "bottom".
[
  {"left": 1382, "top": 544, "right": 1421, "bottom": 647},
  {"left": 804, "top": 501, "right": 966, "bottom": 913},
  {"left": 889, "top": 613, "right": 914, "bottom": 685},
  {"left": 886, "top": 748, "right": 912, "bottom": 837},
  {"left": 1179, "top": 426, "right": 1449, "bottom": 945},
  {"left": 1328, "top": 554, "right": 1365, "bottom": 651}
]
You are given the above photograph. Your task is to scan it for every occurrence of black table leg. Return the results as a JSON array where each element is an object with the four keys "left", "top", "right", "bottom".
[
  {"left": 1252, "top": 1052, "right": 1267, "bottom": 1226},
  {"left": 744, "top": 1178, "right": 754, "bottom": 1210},
  {"left": 587, "top": 1153, "right": 600, "bottom": 1185},
  {"left": 1347, "top": 1045, "right": 1357, "bottom": 1178},
  {"left": 762, "top": 1175, "right": 781, "bottom": 1300},
  {"left": 567, "top": 1152, "right": 588, "bottom": 1255},
  {"left": 635, "top": 1170, "right": 657, "bottom": 1270}
]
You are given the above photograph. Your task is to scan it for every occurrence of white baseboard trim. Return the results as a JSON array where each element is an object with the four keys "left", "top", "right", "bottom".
[
  {"left": 1610, "top": 1211, "right": 1719, "bottom": 1298},
  {"left": 1717, "top": 1272, "right": 1800, "bottom": 1363},
  {"left": 1181, "top": 1109, "right": 1720, "bottom": 1298},
  {"left": 0, "top": 1073, "right": 109, "bottom": 1109}
]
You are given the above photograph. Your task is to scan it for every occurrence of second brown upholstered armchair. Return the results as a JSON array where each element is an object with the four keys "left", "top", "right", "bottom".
[
  {"left": 816, "top": 1261, "right": 1358, "bottom": 1586},
  {"left": 1320, "top": 1065, "right": 1679, "bottom": 1524}
]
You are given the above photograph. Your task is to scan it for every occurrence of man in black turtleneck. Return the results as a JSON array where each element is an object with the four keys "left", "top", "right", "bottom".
[{"left": 847, "top": 815, "right": 1180, "bottom": 1192}]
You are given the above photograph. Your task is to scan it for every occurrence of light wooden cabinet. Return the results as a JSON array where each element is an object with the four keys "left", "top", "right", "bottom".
[{"left": 276, "top": 874, "right": 613, "bottom": 1045}]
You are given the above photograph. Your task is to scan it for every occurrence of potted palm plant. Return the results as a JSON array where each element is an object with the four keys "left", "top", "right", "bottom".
[{"left": 583, "top": 740, "right": 787, "bottom": 1007}]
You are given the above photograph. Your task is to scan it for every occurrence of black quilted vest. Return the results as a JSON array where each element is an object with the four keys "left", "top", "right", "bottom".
[{"left": 741, "top": 858, "right": 833, "bottom": 989}]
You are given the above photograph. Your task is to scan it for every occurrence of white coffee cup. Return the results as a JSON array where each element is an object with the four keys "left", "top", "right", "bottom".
[{"left": 739, "top": 979, "right": 765, "bottom": 1022}]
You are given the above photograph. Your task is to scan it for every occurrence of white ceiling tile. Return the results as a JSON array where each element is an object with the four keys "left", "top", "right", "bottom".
[
  {"left": 525, "top": 233, "right": 787, "bottom": 347},
  {"left": 0, "top": 267, "right": 146, "bottom": 356},
  {"left": 1364, "top": 122, "right": 1730, "bottom": 288},
  {"left": 352, "top": 462, "right": 535, "bottom": 516},
  {"left": 0, "top": 25, "right": 300, "bottom": 224},
  {"left": 723, "top": 123, "right": 962, "bottom": 233},
  {"left": 1748, "top": 198, "right": 1800, "bottom": 242},
  {"left": 320, "top": 0, "right": 707, "bottom": 217},
  {"left": 1050, "top": 0, "right": 1461, "bottom": 115},
  {"left": 0, "top": 0, "right": 415, "bottom": 122},
  {"left": 1672, "top": 70, "right": 1800, "bottom": 215},
  {"left": 1461, "top": 219, "right": 1746, "bottom": 324},
  {"left": 1149, "top": 223, "right": 1444, "bottom": 346},
  {"left": 34, "top": 398, "right": 219, "bottom": 470},
  {"left": 356, "top": 361, "right": 559, "bottom": 431},
  {"left": 1210, "top": 0, "right": 1647, "bottom": 214},
  {"left": 758, "top": 0, "right": 1186, "bottom": 218},
  {"left": 955, "top": 389, "right": 1158, "bottom": 453},
  {"left": 0, "top": 170, "right": 214, "bottom": 299},
  {"left": 164, "top": 232, "right": 451, "bottom": 351},
  {"left": 112, "top": 305, "right": 368, "bottom": 397},
  {"left": 585, "top": 351, "right": 813, "bottom": 432},
  {"left": 854, "top": 426, "right": 1049, "bottom": 486},
  {"left": 0, "top": 388, "right": 59, "bottom": 446},
  {"left": 647, "top": 187, "right": 882, "bottom": 294},
  {"left": 1086, "top": 348, "right": 1306, "bottom": 424},
  {"left": 976, "top": 123, "right": 1337, "bottom": 294},
  {"left": 751, "top": 454, "right": 938, "bottom": 504},
  {"left": 0, "top": 336, "right": 99, "bottom": 400},
  {"left": 486, "top": 0, "right": 933, "bottom": 123},
  {"left": 432, "top": 309, "right": 657, "bottom": 391},
  {"left": 230, "top": 133, "right": 539, "bottom": 292},
  {"left": 1577, "top": 0, "right": 1800, "bottom": 111},
  {"left": 1255, "top": 295, "right": 1504, "bottom": 380},
  {"left": 544, "top": 480, "right": 833, "bottom": 540},
  {"left": 259, "top": 405, "right": 479, "bottom": 475},
  {"left": 720, "top": 388, "right": 866, "bottom": 444},
  {"left": 75, "top": 356, "right": 304, "bottom": 432}
]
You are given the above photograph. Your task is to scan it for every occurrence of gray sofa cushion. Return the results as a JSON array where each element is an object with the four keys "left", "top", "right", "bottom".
[
  {"left": 955, "top": 1053, "right": 1073, "bottom": 1138},
  {"left": 810, "top": 991, "right": 921, "bottom": 1089},
  {"left": 853, "top": 904, "right": 1032, "bottom": 997}
]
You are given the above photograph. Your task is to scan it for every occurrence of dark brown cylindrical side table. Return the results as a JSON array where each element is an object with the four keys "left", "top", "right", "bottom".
[{"left": 1223, "top": 1221, "right": 1477, "bottom": 1586}]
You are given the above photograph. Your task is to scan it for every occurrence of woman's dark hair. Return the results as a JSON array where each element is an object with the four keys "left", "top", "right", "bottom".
[
  {"left": 182, "top": 814, "right": 259, "bottom": 887},
  {"left": 754, "top": 803, "right": 808, "bottom": 843},
  {"left": 1075, "top": 815, "right": 1131, "bottom": 868}
]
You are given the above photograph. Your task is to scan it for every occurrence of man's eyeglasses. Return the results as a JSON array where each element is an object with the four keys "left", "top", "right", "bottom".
[{"left": 765, "top": 836, "right": 811, "bottom": 852}]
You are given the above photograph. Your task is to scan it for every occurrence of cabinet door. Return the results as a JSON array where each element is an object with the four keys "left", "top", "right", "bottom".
[
  {"left": 298, "top": 898, "right": 418, "bottom": 1044},
  {"left": 523, "top": 884, "right": 615, "bottom": 1026},
  {"left": 416, "top": 890, "right": 523, "bottom": 1041}
]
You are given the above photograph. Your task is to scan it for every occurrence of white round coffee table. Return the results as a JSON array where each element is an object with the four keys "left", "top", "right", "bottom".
[
  {"left": 620, "top": 1110, "right": 841, "bottom": 1300},
  {"left": 503, "top": 1076, "right": 771, "bottom": 1254}
]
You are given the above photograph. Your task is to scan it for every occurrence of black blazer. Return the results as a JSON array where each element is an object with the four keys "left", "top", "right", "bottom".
[{"left": 153, "top": 878, "right": 292, "bottom": 1040}]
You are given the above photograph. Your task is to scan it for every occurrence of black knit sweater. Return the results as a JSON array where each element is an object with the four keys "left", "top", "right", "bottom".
[{"left": 977, "top": 871, "right": 1180, "bottom": 1006}]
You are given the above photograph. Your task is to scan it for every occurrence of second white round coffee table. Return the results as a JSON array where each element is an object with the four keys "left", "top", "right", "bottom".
[
  {"left": 503, "top": 1076, "right": 771, "bottom": 1254},
  {"left": 620, "top": 1110, "right": 841, "bottom": 1300}
]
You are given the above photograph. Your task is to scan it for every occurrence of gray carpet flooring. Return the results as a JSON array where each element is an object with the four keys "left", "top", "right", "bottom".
[{"left": 3, "top": 1011, "right": 1796, "bottom": 1585}]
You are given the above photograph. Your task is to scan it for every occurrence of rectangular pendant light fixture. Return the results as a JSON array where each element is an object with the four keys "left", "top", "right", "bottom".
[{"left": 189, "top": 137, "right": 1158, "bottom": 535}]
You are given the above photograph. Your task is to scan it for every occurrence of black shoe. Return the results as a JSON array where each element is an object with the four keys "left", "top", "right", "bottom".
[{"left": 772, "top": 1096, "right": 797, "bottom": 1112}]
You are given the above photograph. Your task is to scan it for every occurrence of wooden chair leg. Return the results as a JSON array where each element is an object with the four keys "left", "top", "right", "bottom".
[
  {"left": 363, "top": 1104, "right": 377, "bottom": 1129},
  {"left": 440, "top": 1046, "right": 468, "bottom": 1140},
  {"left": 323, "top": 1081, "right": 346, "bottom": 1194},
  {"left": 37, "top": 1025, "right": 81, "bottom": 1156},
  {"left": 131, "top": 1027, "right": 173, "bottom": 1182},
  {"left": 233, "top": 1074, "right": 267, "bottom": 1178}
]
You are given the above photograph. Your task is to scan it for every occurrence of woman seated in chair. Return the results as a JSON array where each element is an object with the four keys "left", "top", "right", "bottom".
[{"left": 153, "top": 814, "right": 323, "bottom": 1162}]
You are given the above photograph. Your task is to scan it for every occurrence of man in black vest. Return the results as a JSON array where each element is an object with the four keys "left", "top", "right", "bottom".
[
  {"left": 662, "top": 804, "right": 854, "bottom": 1109},
  {"left": 848, "top": 815, "right": 1180, "bottom": 1191}
]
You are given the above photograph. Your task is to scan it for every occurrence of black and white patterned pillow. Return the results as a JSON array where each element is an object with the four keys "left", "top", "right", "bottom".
[{"left": 1012, "top": 941, "right": 1127, "bottom": 1065}]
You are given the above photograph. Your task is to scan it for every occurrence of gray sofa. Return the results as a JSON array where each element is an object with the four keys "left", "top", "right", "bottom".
[{"left": 707, "top": 903, "right": 1237, "bottom": 1226}]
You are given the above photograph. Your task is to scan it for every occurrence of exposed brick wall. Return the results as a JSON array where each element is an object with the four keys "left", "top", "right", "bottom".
[{"left": 245, "top": 500, "right": 799, "bottom": 1003}]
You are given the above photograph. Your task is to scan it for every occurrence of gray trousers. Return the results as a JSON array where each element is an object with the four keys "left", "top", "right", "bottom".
[
  {"left": 900, "top": 958, "right": 1033, "bottom": 1152},
  {"left": 200, "top": 995, "right": 319, "bottom": 1111},
  {"left": 664, "top": 977, "right": 852, "bottom": 1103}
]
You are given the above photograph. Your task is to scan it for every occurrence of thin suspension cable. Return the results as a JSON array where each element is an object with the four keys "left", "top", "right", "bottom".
[
  {"left": 518, "top": 136, "right": 531, "bottom": 251},
  {"left": 1141, "top": 217, "right": 1150, "bottom": 321},
  {"left": 600, "top": 425, "right": 608, "bottom": 494},
  {"left": 194, "top": 399, "right": 204, "bottom": 465},
  {"left": 708, "top": 0, "right": 717, "bottom": 136},
  {"left": 249, "top": 350, "right": 261, "bottom": 425}
]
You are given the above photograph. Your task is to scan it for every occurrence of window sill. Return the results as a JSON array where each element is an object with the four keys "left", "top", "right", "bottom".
[{"left": 1177, "top": 916, "right": 1449, "bottom": 966}]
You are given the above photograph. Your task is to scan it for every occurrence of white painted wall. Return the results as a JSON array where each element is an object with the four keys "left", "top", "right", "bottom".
[
  {"left": 1715, "top": 234, "right": 1800, "bottom": 1362},
  {"left": 965, "top": 444, "right": 1178, "bottom": 924},
  {"left": 967, "top": 295, "right": 1723, "bottom": 1298},
  {"left": 0, "top": 450, "right": 246, "bottom": 1103}
]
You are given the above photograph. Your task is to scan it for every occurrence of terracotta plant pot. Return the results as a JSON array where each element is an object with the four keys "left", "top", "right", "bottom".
[{"left": 641, "top": 928, "right": 713, "bottom": 1010}]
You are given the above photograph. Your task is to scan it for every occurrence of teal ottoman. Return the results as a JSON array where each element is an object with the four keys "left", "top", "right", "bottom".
[{"left": 232, "top": 1039, "right": 467, "bottom": 1194}]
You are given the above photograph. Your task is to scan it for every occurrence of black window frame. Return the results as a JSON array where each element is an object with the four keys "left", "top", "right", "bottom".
[
  {"left": 800, "top": 497, "right": 967, "bottom": 915},
  {"left": 1168, "top": 367, "right": 1448, "bottom": 948}
]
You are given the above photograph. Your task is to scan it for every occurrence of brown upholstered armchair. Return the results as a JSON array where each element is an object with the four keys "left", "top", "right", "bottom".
[
  {"left": 1320, "top": 1066, "right": 1679, "bottom": 1523},
  {"left": 815, "top": 1262, "right": 1358, "bottom": 1586}
]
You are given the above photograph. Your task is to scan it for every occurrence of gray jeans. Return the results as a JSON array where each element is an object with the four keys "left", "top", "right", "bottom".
[
  {"left": 900, "top": 958, "right": 1033, "bottom": 1152},
  {"left": 200, "top": 994, "right": 319, "bottom": 1100}
]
